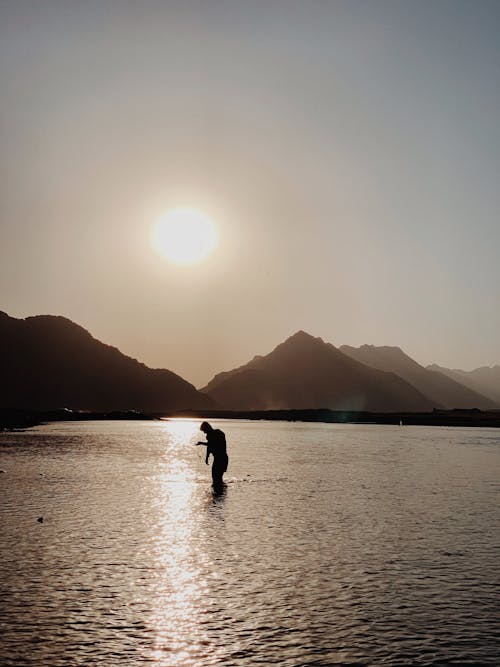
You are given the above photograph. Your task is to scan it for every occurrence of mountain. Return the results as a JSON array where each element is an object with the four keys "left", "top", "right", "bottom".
[
  {"left": 340, "top": 344, "right": 497, "bottom": 410},
  {"left": 0, "top": 311, "right": 212, "bottom": 412},
  {"left": 201, "top": 331, "right": 436, "bottom": 412},
  {"left": 428, "top": 364, "right": 500, "bottom": 405}
]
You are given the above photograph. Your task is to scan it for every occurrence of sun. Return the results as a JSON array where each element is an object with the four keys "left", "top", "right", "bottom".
[{"left": 152, "top": 208, "right": 218, "bottom": 265}]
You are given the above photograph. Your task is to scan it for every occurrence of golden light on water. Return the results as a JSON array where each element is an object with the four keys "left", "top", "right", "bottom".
[
  {"left": 149, "top": 419, "right": 216, "bottom": 666},
  {"left": 152, "top": 208, "right": 218, "bottom": 265}
]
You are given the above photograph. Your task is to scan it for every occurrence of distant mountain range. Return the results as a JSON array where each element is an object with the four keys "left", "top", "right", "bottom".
[
  {"left": 1, "top": 310, "right": 498, "bottom": 413},
  {"left": 0, "top": 311, "right": 211, "bottom": 412},
  {"left": 427, "top": 364, "right": 500, "bottom": 405},
  {"left": 340, "top": 345, "right": 496, "bottom": 410}
]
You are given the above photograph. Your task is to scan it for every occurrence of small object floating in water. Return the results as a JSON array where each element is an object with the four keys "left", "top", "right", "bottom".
[{"left": 37, "top": 517, "right": 44, "bottom": 523}]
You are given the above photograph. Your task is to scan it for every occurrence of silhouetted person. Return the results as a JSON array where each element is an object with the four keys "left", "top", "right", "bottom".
[{"left": 197, "top": 421, "right": 228, "bottom": 490}]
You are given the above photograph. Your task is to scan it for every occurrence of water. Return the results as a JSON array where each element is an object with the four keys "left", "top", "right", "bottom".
[{"left": 1, "top": 420, "right": 499, "bottom": 666}]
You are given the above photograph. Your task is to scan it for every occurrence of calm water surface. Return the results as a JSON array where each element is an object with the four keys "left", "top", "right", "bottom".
[{"left": 1, "top": 420, "right": 499, "bottom": 666}]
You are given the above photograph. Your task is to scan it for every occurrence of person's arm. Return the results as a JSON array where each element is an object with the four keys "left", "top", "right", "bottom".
[{"left": 205, "top": 443, "right": 213, "bottom": 465}]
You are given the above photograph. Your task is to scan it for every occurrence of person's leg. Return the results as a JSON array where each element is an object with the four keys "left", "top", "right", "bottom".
[{"left": 212, "top": 462, "right": 223, "bottom": 487}]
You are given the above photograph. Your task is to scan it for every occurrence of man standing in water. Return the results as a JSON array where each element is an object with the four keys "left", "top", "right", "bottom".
[{"left": 197, "top": 421, "right": 228, "bottom": 490}]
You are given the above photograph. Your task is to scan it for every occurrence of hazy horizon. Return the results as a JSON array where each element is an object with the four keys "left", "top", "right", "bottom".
[{"left": 1, "top": 0, "right": 499, "bottom": 386}]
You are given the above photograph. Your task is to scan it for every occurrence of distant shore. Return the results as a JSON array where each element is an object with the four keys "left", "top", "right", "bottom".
[{"left": 2, "top": 407, "right": 500, "bottom": 431}]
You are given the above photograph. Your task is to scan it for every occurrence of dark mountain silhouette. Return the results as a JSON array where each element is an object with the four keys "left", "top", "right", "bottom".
[
  {"left": 428, "top": 363, "right": 500, "bottom": 405},
  {"left": 340, "top": 344, "right": 498, "bottom": 410},
  {"left": 201, "top": 331, "right": 436, "bottom": 411},
  {"left": 0, "top": 311, "right": 212, "bottom": 411}
]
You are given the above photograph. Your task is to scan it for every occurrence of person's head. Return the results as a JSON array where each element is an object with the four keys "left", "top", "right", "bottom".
[{"left": 200, "top": 421, "right": 212, "bottom": 434}]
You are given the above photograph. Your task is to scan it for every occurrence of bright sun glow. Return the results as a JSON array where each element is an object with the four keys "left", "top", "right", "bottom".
[{"left": 152, "top": 208, "right": 218, "bottom": 265}]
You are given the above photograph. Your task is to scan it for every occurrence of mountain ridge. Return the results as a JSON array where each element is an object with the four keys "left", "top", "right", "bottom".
[
  {"left": 340, "top": 344, "right": 497, "bottom": 409},
  {"left": 0, "top": 311, "right": 212, "bottom": 412},
  {"left": 202, "top": 331, "right": 436, "bottom": 412},
  {"left": 428, "top": 363, "right": 500, "bottom": 405}
]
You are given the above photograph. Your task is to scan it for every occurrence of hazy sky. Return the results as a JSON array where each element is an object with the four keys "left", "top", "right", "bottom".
[{"left": 1, "top": 0, "right": 499, "bottom": 386}]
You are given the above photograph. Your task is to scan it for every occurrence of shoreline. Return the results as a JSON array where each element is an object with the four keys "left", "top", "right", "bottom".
[{"left": 2, "top": 407, "right": 500, "bottom": 431}]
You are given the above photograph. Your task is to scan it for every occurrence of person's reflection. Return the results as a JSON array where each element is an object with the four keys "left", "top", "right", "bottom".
[
  {"left": 205, "top": 483, "right": 226, "bottom": 520},
  {"left": 211, "top": 483, "right": 227, "bottom": 501}
]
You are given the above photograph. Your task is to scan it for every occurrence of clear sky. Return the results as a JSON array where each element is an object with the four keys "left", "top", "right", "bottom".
[{"left": 1, "top": 0, "right": 499, "bottom": 386}]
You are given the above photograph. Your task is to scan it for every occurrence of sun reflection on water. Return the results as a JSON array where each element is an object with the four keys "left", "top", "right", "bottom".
[{"left": 148, "top": 419, "right": 215, "bottom": 666}]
